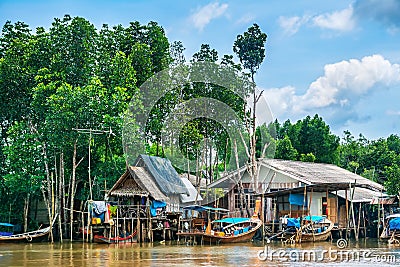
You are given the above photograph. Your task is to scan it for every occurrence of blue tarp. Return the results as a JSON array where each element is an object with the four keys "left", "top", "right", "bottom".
[
  {"left": 0, "top": 231, "right": 13, "bottom": 236},
  {"left": 389, "top": 217, "right": 400, "bottom": 230},
  {"left": 287, "top": 218, "right": 300, "bottom": 228},
  {"left": 303, "top": 216, "right": 326, "bottom": 223},
  {"left": 183, "top": 205, "right": 229, "bottom": 213},
  {"left": 289, "top": 193, "right": 307, "bottom": 206},
  {"left": 213, "top": 217, "right": 250, "bottom": 224},
  {"left": 0, "top": 222, "right": 14, "bottom": 227},
  {"left": 150, "top": 200, "right": 167, "bottom": 217}
]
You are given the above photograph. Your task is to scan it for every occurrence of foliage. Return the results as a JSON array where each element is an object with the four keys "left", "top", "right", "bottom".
[
  {"left": 0, "top": 16, "right": 168, "bottom": 226},
  {"left": 274, "top": 114, "right": 339, "bottom": 164}
]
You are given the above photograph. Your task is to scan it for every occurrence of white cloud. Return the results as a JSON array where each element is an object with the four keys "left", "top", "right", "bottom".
[
  {"left": 264, "top": 55, "right": 400, "bottom": 122},
  {"left": 298, "top": 55, "right": 400, "bottom": 111},
  {"left": 313, "top": 6, "right": 355, "bottom": 32},
  {"left": 263, "top": 86, "right": 296, "bottom": 118},
  {"left": 387, "top": 110, "right": 400, "bottom": 116},
  {"left": 190, "top": 2, "right": 228, "bottom": 31},
  {"left": 278, "top": 15, "right": 310, "bottom": 36},
  {"left": 236, "top": 14, "right": 255, "bottom": 25}
]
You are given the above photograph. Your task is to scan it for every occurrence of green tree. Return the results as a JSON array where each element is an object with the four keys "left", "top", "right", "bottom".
[
  {"left": 275, "top": 136, "right": 298, "bottom": 160},
  {"left": 233, "top": 23, "right": 267, "bottom": 191}
]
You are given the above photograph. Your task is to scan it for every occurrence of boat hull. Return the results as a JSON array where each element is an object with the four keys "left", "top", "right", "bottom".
[
  {"left": 0, "top": 227, "right": 50, "bottom": 243},
  {"left": 93, "top": 231, "right": 137, "bottom": 244},
  {"left": 178, "top": 218, "right": 262, "bottom": 244}
]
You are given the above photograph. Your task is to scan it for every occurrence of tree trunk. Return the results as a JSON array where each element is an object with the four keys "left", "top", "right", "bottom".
[
  {"left": 70, "top": 140, "right": 77, "bottom": 241},
  {"left": 23, "top": 192, "right": 30, "bottom": 232},
  {"left": 234, "top": 140, "right": 250, "bottom": 217}
]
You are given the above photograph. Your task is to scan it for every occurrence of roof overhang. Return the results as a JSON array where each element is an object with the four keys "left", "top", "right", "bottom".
[
  {"left": 207, "top": 166, "right": 248, "bottom": 189},
  {"left": 260, "top": 183, "right": 354, "bottom": 198}
]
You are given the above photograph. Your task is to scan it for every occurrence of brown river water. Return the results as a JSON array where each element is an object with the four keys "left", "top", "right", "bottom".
[{"left": 0, "top": 239, "right": 399, "bottom": 267}]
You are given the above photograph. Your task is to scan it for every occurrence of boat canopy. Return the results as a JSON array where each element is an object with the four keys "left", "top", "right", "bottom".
[
  {"left": 287, "top": 218, "right": 300, "bottom": 228},
  {"left": 389, "top": 217, "right": 400, "bottom": 230},
  {"left": 0, "top": 223, "right": 14, "bottom": 227},
  {"left": 213, "top": 217, "right": 250, "bottom": 224},
  {"left": 183, "top": 205, "right": 229, "bottom": 213},
  {"left": 303, "top": 216, "right": 326, "bottom": 223},
  {"left": 386, "top": 214, "right": 400, "bottom": 219}
]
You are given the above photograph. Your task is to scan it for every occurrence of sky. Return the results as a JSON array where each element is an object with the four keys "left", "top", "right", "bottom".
[{"left": 1, "top": 0, "right": 400, "bottom": 140}]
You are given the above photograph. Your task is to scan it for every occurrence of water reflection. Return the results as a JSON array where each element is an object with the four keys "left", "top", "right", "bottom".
[{"left": 0, "top": 239, "right": 399, "bottom": 266}]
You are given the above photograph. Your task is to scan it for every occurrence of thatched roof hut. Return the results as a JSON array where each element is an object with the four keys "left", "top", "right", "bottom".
[{"left": 107, "top": 155, "right": 189, "bottom": 202}]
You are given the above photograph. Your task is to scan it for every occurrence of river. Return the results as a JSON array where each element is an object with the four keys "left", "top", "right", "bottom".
[{"left": 0, "top": 239, "right": 399, "bottom": 266}]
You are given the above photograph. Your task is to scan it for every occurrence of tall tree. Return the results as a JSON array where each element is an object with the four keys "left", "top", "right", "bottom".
[{"left": 233, "top": 23, "right": 267, "bottom": 191}]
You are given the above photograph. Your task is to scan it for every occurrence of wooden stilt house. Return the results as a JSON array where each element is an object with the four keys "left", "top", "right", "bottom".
[{"left": 98, "top": 154, "right": 190, "bottom": 242}]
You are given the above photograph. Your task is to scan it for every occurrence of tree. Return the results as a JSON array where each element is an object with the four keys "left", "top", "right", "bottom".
[
  {"left": 233, "top": 23, "right": 267, "bottom": 192},
  {"left": 275, "top": 136, "right": 298, "bottom": 160}
]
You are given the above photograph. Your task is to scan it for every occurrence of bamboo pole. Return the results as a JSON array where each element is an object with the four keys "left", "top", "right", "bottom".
[
  {"left": 357, "top": 203, "right": 361, "bottom": 240},
  {"left": 350, "top": 182, "right": 357, "bottom": 241},
  {"left": 309, "top": 188, "right": 315, "bottom": 242},
  {"left": 345, "top": 187, "right": 349, "bottom": 239}
]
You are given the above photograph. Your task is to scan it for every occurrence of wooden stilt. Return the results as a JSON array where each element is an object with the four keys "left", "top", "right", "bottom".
[
  {"left": 345, "top": 187, "right": 349, "bottom": 239},
  {"left": 357, "top": 203, "right": 361, "bottom": 240}
]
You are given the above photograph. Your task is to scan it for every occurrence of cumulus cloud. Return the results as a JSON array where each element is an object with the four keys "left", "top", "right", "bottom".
[
  {"left": 190, "top": 2, "right": 228, "bottom": 31},
  {"left": 263, "top": 86, "right": 296, "bottom": 118},
  {"left": 278, "top": 15, "right": 310, "bottom": 36},
  {"left": 297, "top": 55, "right": 400, "bottom": 111},
  {"left": 313, "top": 6, "right": 355, "bottom": 31},
  {"left": 278, "top": 6, "right": 356, "bottom": 35},
  {"left": 264, "top": 55, "right": 400, "bottom": 123}
]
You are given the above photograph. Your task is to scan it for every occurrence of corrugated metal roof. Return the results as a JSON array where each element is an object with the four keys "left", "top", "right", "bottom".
[
  {"left": 335, "top": 187, "right": 388, "bottom": 203},
  {"left": 136, "top": 155, "right": 189, "bottom": 195},
  {"left": 179, "top": 173, "right": 207, "bottom": 188},
  {"left": 260, "top": 159, "right": 384, "bottom": 191},
  {"left": 180, "top": 178, "right": 203, "bottom": 204}
]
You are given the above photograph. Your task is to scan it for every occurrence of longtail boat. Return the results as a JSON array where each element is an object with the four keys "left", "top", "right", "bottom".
[
  {"left": 0, "top": 216, "right": 56, "bottom": 243},
  {"left": 94, "top": 230, "right": 137, "bottom": 244},
  {"left": 380, "top": 214, "right": 400, "bottom": 245},
  {"left": 281, "top": 216, "right": 334, "bottom": 243},
  {"left": 202, "top": 217, "right": 262, "bottom": 244}
]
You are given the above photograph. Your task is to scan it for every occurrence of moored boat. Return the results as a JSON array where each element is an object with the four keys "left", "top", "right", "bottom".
[
  {"left": 202, "top": 217, "right": 262, "bottom": 244},
  {"left": 93, "top": 230, "right": 137, "bottom": 244},
  {"left": 280, "top": 215, "right": 334, "bottom": 243},
  {"left": 0, "top": 215, "right": 57, "bottom": 243},
  {"left": 0, "top": 224, "right": 53, "bottom": 242},
  {"left": 380, "top": 214, "right": 400, "bottom": 244}
]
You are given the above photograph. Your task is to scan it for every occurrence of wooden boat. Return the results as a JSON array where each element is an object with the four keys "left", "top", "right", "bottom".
[
  {"left": 380, "top": 214, "right": 400, "bottom": 245},
  {"left": 282, "top": 216, "right": 334, "bottom": 243},
  {"left": 94, "top": 230, "right": 137, "bottom": 244},
  {"left": 177, "top": 217, "right": 262, "bottom": 244},
  {"left": 0, "top": 224, "right": 52, "bottom": 242}
]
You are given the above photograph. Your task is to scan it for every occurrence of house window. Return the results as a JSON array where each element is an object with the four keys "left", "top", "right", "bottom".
[{"left": 234, "top": 192, "right": 255, "bottom": 209}]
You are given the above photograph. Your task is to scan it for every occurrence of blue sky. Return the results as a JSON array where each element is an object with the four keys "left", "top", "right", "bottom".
[{"left": 1, "top": 0, "right": 400, "bottom": 140}]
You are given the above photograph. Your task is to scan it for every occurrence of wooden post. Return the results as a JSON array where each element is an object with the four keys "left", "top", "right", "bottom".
[
  {"left": 377, "top": 199, "right": 381, "bottom": 238},
  {"left": 350, "top": 183, "right": 357, "bottom": 241},
  {"left": 116, "top": 206, "right": 119, "bottom": 244},
  {"left": 272, "top": 199, "right": 276, "bottom": 233},
  {"left": 137, "top": 205, "right": 141, "bottom": 243},
  {"left": 357, "top": 203, "right": 361, "bottom": 240},
  {"left": 345, "top": 187, "right": 349, "bottom": 239},
  {"left": 308, "top": 188, "right": 315, "bottom": 242},
  {"left": 325, "top": 188, "right": 328, "bottom": 218},
  {"left": 262, "top": 193, "right": 265, "bottom": 246},
  {"left": 302, "top": 186, "right": 307, "bottom": 220}
]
